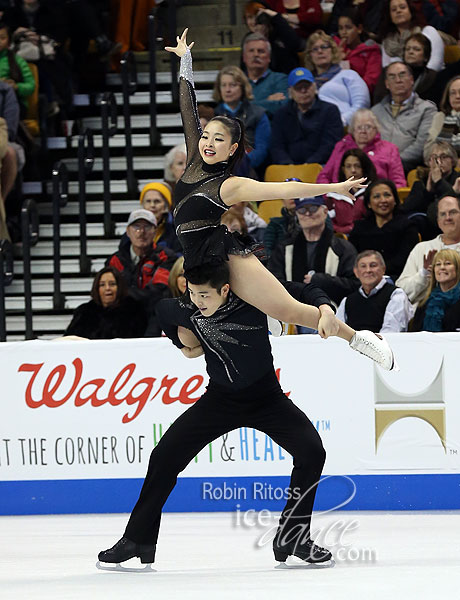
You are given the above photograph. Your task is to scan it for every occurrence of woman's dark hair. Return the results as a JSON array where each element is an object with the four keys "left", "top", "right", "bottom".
[
  {"left": 364, "top": 178, "right": 400, "bottom": 213},
  {"left": 338, "top": 7, "right": 367, "bottom": 41},
  {"left": 338, "top": 148, "right": 377, "bottom": 184},
  {"left": 404, "top": 32, "right": 431, "bottom": 64},
  {"left": 90, "top": 266, "right": 128, "bottom": 307},
  {"left": 209, "top": 115, "right": 248, "bottom": 173},
  {"left": 378, "top": 0, "right": 420, "bottom": 42},
  {"left": 185, "top": 261, "right": 230, "bottom": 292},
  {"left": 0, "top": 22, "right": 23, "bottom": 84}
]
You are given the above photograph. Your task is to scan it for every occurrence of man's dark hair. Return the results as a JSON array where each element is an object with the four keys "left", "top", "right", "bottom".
[{"left": 185, "top": 262, "right": 230, "bottom": 292}]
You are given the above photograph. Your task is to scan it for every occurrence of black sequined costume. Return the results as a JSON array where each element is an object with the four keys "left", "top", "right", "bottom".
[{"left": 173, "top": 50, "right": 259, "bottom": 271}]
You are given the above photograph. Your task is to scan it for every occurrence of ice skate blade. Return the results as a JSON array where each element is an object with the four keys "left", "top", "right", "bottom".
[
  {"left": 275, "top": 557, "right": 335, "bottom": 569},
  {"left": 96, "top": 561, "right": 155, "bottom": 573}
]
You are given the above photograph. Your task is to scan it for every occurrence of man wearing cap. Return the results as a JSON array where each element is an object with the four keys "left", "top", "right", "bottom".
[
  {"left": 139, "top": 181, "right": 181, "bottom": 252},
  {"left": 106, "top": 209, "right": 177, "bottom": 335},
  {"left": 270, "top": 67, "right": 343, "bottom": 165},
  {"left": 268, "top": 196, "right": 358, "bottom": 305}
]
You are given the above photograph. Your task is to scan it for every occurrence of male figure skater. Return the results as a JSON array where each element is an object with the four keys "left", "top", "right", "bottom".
[{"left": 97, "top": 263, "right": 395, "bottom": 570}]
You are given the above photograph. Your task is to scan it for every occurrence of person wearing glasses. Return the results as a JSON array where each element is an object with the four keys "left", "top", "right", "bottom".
[
  {"left": 371, "top": 61, "right": 437, "bottom": 171},
  {"left": 268, "top": 196, "right": 358, "bottom": 305}
]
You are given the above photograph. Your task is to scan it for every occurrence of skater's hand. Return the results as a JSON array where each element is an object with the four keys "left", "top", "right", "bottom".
[
  {"left": 181, "top": 344, "right": 204, "bottom": 359},
  {"left": 317, "top": 309, "right": 340, "bottom": 339},
  {"left": 335, "top": 177, "right": 367, "bottom": 201},
  {"left": 165, "top": 28, "right": 194, "bottom": 57}
]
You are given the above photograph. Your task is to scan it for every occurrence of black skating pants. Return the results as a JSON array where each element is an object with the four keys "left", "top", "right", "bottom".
[{"left": 124, "top": 370, "right": 326, "bottom": 550}]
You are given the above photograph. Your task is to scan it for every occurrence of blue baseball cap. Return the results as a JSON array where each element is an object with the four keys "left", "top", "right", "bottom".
[
  {"left": 295, "top": 197, "right": 325, "bottom": 210},
  {"left": 288, "top": 67, "right": 315, "bottom": 88}
]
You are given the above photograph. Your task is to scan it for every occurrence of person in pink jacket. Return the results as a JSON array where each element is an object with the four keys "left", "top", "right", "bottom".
[{"left": 317, "top": 108, "right": 407, "bottom": 188}]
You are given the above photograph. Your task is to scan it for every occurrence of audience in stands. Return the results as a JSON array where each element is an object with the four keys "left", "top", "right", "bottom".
[
  {"left": 221, "top": 208, "right": 249, "bottom": 235},
  {"left": 410, "top": 248, "right": 460, "bottom": 331},
  {"left": 335, "top": 7, "right": 382, "bottom": 95},
  {"left": 371, "top": 61, "right": 437, "bottom": 171},
  {"left": 0, "top": 22, "right": 35, "bottom": 115},
  {"left": 110, "top": 0, "right": 153, "bottom": 55},
  {"left": 64, "top": 266, "right": 148, "bottom": 339},
  {"left": 326, "top": 148, "right": 377, "bottom": 234},
  {"left": 348, "top": 179, "right": 419, "bottom": 281},
  {"left": 242, "top": 32, "right": 288, "bottom": 117},
  {"left": 164, "top": 142, "right": 186, "bottom": 193},
  {"left": 266, "top": 0, "right": 323, "bottom": 38},
  {"left": 168, "top": 256, "right": 186, "bottom": 298},
  {"left": 379, "top": 0, "right": 444, "bottom": 71},
  {"left": 421, "top": 0, "right": 459, "bottom": 36},
  {"left": 242, "top": 2, "right": 304, "bottom": 74},
  {"left": 427, "top": 75, "right": 460, "bottom": 157},
  {"left": 336, "top": 249, "right": 414, "bottom": 332},
  {"left": 213, "top": 65, "right": 271, "bottom": 171},
  {"left": 270, "top": 66, "right": 343, "bottom": 164},
  {"left": 227, "top": 201, "right": 267, "bottom": 241},
  {"left": 400, "top": 141, "right": 459, "bottom": 234},
  {"left": 268, "top": 196, "right": 358, "bottom": 304},
  {"left": 303, "top": 30, "right": 370, "bottom": 125},
  {"left": 396, "top": 195, "right": 460, "bottom": 304},
  {"left": 139, "top": 181, "right": 180, "bottom": 252},
  {"left": 402, "top": 32, "right": 437, "bottom": 100},
  {"left": 328, "top": 0, "right": 385, "bottom": 37},
  {"left": 317, "top": 108, "right": 406, "bottom": 186},
  {"left": 263, "top": 178, "right": 299, "bottom": 257}
]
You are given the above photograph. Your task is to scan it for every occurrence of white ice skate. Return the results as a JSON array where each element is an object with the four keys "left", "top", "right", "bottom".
[
  {"left": 96, "top": 561, "right": 155, "bottom": 573},
  {"left": 349, "top": 330, "right": 399, "bottom": 371}
]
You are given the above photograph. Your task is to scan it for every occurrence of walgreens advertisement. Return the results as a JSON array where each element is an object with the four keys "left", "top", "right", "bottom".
[{"left": 1, "top": 335, "right": 459, "bottom": 514}]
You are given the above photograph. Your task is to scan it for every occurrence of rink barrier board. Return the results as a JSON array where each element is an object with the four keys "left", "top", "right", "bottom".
[{"left": 1, "top": 474, "right": 460, "bottom": 515}]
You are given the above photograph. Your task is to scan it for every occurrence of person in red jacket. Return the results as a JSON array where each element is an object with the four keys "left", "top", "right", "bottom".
[{"left": 266, "top": 0, "right": 322, "bottom": 38}]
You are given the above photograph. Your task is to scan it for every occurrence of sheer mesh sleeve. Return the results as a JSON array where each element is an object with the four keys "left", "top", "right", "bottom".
[{"left": 179, "top": 50, "right": 202, "bottom": 159}]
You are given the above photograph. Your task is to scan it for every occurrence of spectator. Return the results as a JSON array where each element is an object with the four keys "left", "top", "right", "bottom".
[
  {"left": 268, "top": 196, "right": 358, "bottom": 304},
  {"left": 303, "top": 30, "right": 370, "bottom": 125},
  {"left": 228, "top": 201, "right": 267, "bottom": 241},
  {"left": 427, "top": 75, "right": 460, "bottom": 156},
  {"left": 328, "top": 0, "right": 386, "bottom": 37},
  {"left": 317, "top": 108, "right": 406, "bottom": 187},
  {"left": 0, "top": 22, "right": 34, "bottom": 114},
  {"left": 326, "top": 148, "right": 377, "bottom": 234},
  {"left": 379, "top": 0, "right": 444, "bottom": 71},
  {"left": 410, "top": 248, "right": 460, "bottom": 331},
  {"left": 263, "top": 177, "right": 299, "bottom": 257},
  {"left": 221, "top": 208, "right": 248, "bottom": 235},
  {"left": 0, "top": 79, "right": 21, "bottom": 207},
  {"left": 168, "top": 256, "right": 186, "bottom": 298},
  {"left": 139, "top": 181, "right": 180, "bottom": 252},
  {"left": 348, "top": 178, "right": 419, "bottom": 281},
  {"left": 403, "top": 32, "right": 437, "bottom": 100},
  {"left": 396, "top": 195, "right": 460, "bottom": 304},
  {"left": 371, "top": 61, "right": 437, "bottom": 171},
  {"left": 336, "top": 250, "right": 414, "bottom": 332},
  {"left": 242, "top": 2, "right": 304, "bottom": 74},
  {"left": 164, "top": 142, "right": 186, "bottom": 193},
  {"left": 64, "top": 266, "right": 148, "bottom": 339},
  {"left": 400, "top": 141, "right": 459, "bottom": 233},
  {"left": 270, "top": 66, "right": 343, "bottom": 165},
  {"left": 197, "top": 103, "right": 214, "bottom": 130},
  {"left": 106, "top": 209, "right": 177, "bottom": 335},
  {"left": 266, "top": 0, "right": 322, "bottom": 38},
  {"left": 242, "top": 32, "right": 288, "bottom": 117},
  {"left": 421, "top": 0, "right": 459, "bottom": 36},
  {"left": 336, "top": 8, "right": 382, "bottom": 95},
  {"left": 213, "top": 65, "right": 271, "bottom": 170}
]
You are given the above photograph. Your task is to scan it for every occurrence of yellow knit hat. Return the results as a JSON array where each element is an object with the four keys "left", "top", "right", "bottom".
[{"left": 139, "top": 182, "right": 172, "bottom": 208}]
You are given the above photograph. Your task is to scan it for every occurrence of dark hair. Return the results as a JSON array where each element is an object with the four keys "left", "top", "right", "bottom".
[
  {"left": 404, "top": 32, "right": 431, "bottom": 64},
  {"left": 384, "top": 60, "right": 414, "bottom": 80},
  {"left": 379, "top": 0, "right": 420, "bottom": 41},
  {"left": 338, "top": 7, "right": 367, "bottom": 41},
  {"left": 91, "top": 266, "right": 128, "bottom": 307},
  {"left": 185, "top": 262, "right": 230, "bottom": 292},
  {"left": 209, "top": 115, "right": 248, "bottom": 173},
  {"left": 440, "top": 75, "right": 460, "bottom": 115},
  {"left": 338, "top": 149, "right": 377, "bottom": 183},
  {"left": 364, "top": 178, "right": 400, "bottom": 213},
  {"left": 0, "top": 22, "right": 23, "bottom": 84}
]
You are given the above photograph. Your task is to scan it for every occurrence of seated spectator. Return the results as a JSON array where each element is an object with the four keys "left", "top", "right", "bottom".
[
  {"left": 197, "top": 103, "right": 214, "bottom": 130},
  {"left": 303, "top": 30, "right": 370, "bottom": 126},
  {"left": 410, "top": 249, "right": 460, "bottom": 331},
  {"left": 266, "top": 0, "right": 322, "bottom": 38},
  {"left": 396, "top": 195, "right": 460, "bottom": 304},
  {"left": 336, "top": 250, "right": 414, "bottom": 332},
  {"left": 64, "top": 266, "right": 147, "bottom": 339},
  {"left": 213, "top": 65, "right": 271, "bottom": 171},
  {"left": 402, "top": 32, "right": 437, "bottom": 100},
  {"left": 242, "top": 2, "right": 304, "bottom": 74},
  {"left": 164, "top": 142, "right": 186, "bottom": 193},
  {"left": 379, "top": 0, "right": 444, "bottom": 72},
  {"left": 263, "top": 177, "right": 299, "bottom": 257},
  {"left": 317, "top": 108, "right": 406, "bottom": 187},
  {"left": 106, "top": 209, "right": 177, "bottom": 335},
  {"left": 268, "top": 196, "right": 358, "bottom": 304},
  {"left": 242, "top": 32, "right": 288, "bottom": 117},
  {"left": 139, "top": 181, "right": 181, "bottom": 252},
  {"left": 328, "top": 0, "right": 386, "bottom": 38},
  {"left": 168, "top": 256, "right": 186, "bottom": 298},
  {"left": 227, "top": 201, "right": 267, "bottom": 242},
  {"left": 371, "top": 61, "right": 437, "bottom": 171},
  {"left": 326, "top": 148, "right": 377, "bottom": 234},
  {"left": 0, "top": 22, "right": 35, "bottom": 114},
  {"left": 335, "top": 7, "right": 382, "bottom": 95},
  {"left": 348, "top": 179, "right": 419, "bottom": 281},
  {"left": 221, "top": 208, "right": 248, "bottom": 235},
  {"left": 270, "top": 66, "right": 343, "bottom": 164},
  {"left": 427, "top": 75, "right": 460, "bottom": 157},
  {"left": 400, "top": 141, "right": 459, "bottom": 233}
]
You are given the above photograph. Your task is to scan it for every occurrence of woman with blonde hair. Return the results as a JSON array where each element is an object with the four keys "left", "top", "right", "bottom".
[
  {"left": 303, "top": 30, "right": 369, "bottom": 125},
  {"left": 168, "top": 257, "right": 186, "bottom": 297},
  {"left": 411, "top": 249, "right": 460, "bottom": 331}
]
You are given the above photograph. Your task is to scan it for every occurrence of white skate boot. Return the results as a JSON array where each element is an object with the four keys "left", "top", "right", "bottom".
[{"left": 349, "top": 330, "right": 398, "bottom": 371}]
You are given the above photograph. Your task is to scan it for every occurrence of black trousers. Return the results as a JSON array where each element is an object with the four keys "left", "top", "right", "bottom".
[{"left": 124, "top": 370, "right": 326, "bottom": 553}]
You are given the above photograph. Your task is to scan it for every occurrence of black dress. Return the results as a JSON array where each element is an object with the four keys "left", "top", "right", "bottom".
[{"left": 173, "top": 50, "right": 258, "bottom": 271}]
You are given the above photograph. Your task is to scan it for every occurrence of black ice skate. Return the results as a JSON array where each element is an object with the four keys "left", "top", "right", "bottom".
[
  {"left": 273, "top": 538, "right": 333, "bottom": 568},
  {"left": 96, "top": 536, "right": 156, "bottom": 573}
]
